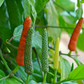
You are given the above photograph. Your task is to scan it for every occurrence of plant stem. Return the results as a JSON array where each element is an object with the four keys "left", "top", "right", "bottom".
[
  {"left": 35, "top": 25, "right": 84, "bottom": 30},
  {"left": 60, "top": 52, "right": 78, "bottom": 57},
  {"left": 49, "top": 47, "right": 78, "bottom": 57},
  {"left": 33, "top": 48, "right": 43, "bottom": 78},
  {"left": 0, "top": 50, "right": 11, "bottom": 73},
  {"left": 12, "top": 75, "right": 24, "bottom": 83},
  {"left": 25, "top": 75, "right": 30, "bottom": 84},
  {"left": 6, "top": 41, "right": 18, "bottom": 50},
  {"left": 68, "top": 51, "right": 71, "bottom": 56},
  {"left": 53, "top": 69, "right": 57, "bottom": 83},
  {"left": 42, "top": 72, "right": 47, "bottom": 84},
  {"left": 8, "top": 36, "right": 15, "bottom": 43},
  {"left": 12, "top": 65, "right": 20, "bottom": 74},
  {"left": 56, "top": 78, "right": 69, "bottom": 84},
  {"left": 48, "top": 46, "right": 55, "bottom": 50},
  {"left": 48, "top": 72, "right": 54, "bottom": 77},
  {"left": 71, "top": 63, "right": 74, "bottom": 71},
  {"left": 35, "top": 25, "right": 74, "bottom": 29},
  {"left": 53, "top": 2, "right": 74, "bottom": 17},
  {"left": 0, "top": 75, "right": 9, "bottom": 81}
]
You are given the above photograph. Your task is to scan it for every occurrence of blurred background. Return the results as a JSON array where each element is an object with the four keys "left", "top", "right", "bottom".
[{"left": 59, "top": 0, "right": 84, "bottom": 68}]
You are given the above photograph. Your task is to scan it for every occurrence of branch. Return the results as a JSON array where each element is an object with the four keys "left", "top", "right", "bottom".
[
  {"left": 12, "top": 65, "right": 19, "bottom": 74},
  {"left": 0, "top": 50, "right": 11, "bottom": 73},
  {"left": 3, "top": 54, "right": 16, "bottom": 62},
  {"left": 35, "top": 25, "right": 84, "bottom": 30},
  {"left": 42, "top": 72, "right": 47, "bottom": 84},
  {"left": 48, "top": 45, "right": 55, "bottom": 50},
  {"left": 8, "top": 36, "right": 15, "bottom": 43},
  {"left": 25, "top": 75, "right": 30, "bottom": 84},
  {"left": 12, "top": 75, "right": 24, "bottom": 83},
  {"left": 56, "top": 78, "right": 69, "bottom": 84},
  {"left": 49, "top": 47, "right": 78, "bottom": 57},
  {"left": 0, "top": 75, "right": 9, "bottom": 81},
  {"left": 59, "top": 51, "right": 79, "bottom": 57},
  {"left": 33, "top": 48, "right": 43, "bottom": 78},
  {"left": 53, "top": 2, "right": 74, "bottom": 17}
]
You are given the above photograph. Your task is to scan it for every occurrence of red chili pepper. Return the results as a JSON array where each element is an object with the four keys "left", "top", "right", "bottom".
[
  {"left": 68, "top": 18, "right": 83, "bottom": 51},
  {"left": 16, "top": 16, "right": 31, "bottom": 66}
]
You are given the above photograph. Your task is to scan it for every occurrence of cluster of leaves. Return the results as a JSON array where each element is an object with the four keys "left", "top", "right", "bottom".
[{"left": 0, "top": 0, "right": 84, "bottom": 84}]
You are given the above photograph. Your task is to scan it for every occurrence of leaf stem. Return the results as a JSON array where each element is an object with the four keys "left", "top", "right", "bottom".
[
  {"left": 71, "top": 63, "right": 74, "bottom": 71},
  {"left": 12, "top": 65, "right": 20, "bottom": 74},
  {"left": 56, "top": 78, "right": 69, "bottom": 84},
  {"left": 0, "top": 75, "right": 9, "bottom": 81},
  {"left": 33, "top": 48, "right": 43, "bottom": 78},
  {"left": 48, "top": 45, "right": 55, "bottom": 50},
  {"left": 8, "top": 36, "right": 15, "bottom": 43},
  {"left": 12, "top": 75, "right": 24, "bottom": 83},
  {"left": 68, "top": 51, "right": 71, "bottom": 56},
  {"left": 0, "top": 50, "right": 11, "bottom": 73},
  {"left": 42, "top": 72, "right": 47, "bottom": 84},
  {"left": 53, "top": 2, "right": 74, "bottom": 17},
  {"left": 6, "top": 41, "right": 18, "bottom": 50},
  {"left": 53, "top": 69, "right": 57, "bottom": 83},
  {"left": 25, "top": 75, "right": 30, "bottom": 84}
]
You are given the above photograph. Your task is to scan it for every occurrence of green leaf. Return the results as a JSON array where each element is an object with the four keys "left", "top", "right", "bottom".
[
  {"left": 59, "top": 15, "right": 66, "bottom": 27},
  {"left": 22, "top": 0, "right": 30, "bottom": 17},
  {"left": 0, "top": 0, "right": 24, "bottom": 45},
  {"left": 76, "top": 7, "right": 83, "bottom": 19},
  {"left": 6, "top": 41, "right": 18, "bottom": 57},
  {"left": 73, "top": 57, "right": 82, "bottom": 66},
  {"left": 6, "top": 78, "right": 22, "bottom": 84},
  {"left": 81, "top": 0, "right": 84, "bottom": 3},
  {"left": 0, "top": 0, "right": 4, "bottom": 7},
  {"left": 60, "top": 56, "right": 71, "bottom": 80},
  {"left": 0, "top": 0, "right": 36, "bottom": 46},
  {"left": 32, "top": 30, "right": 42, "bottom": 49},
  {"left": 0, "top": 70, "right": 5, "bottom": 77},
  {"left": 30, "top": 59, "right": 42, "bottom": 82},
  {"left": 28, "top": 0, "right": 37, "bottom": 26},
  {"left": 77, "top": 30, "right": 84, "bottom": 51},
  {"left": 56, "top": 0, "right": 75, "bottom": 11},
  {"left": 10, "top": 58, "right": 42, "bottom": 82},
  {"left": 77, "top": 0, "right": 80, "bottom": 7},
  {"left": 60, "top": 11, "right": 75, "bottom": 24},
  {"left": 0, "top": 61, "right": 6, "bottom": 72},
  {"left": 17, "top": 66, "right": 27, "bottom": 82},
  {"left": 0, "top": 70, "right": 6, "bottom": 84},
  {"left": 38, "top": 82, "right": 50, "bottom": 84},
  {"left": 13, "top": 25, "right": 23, "bottom": 42},
  {"left": 69, "top": 64, "right": 84, "bottom": 80},
  {"left": 46, "top": 0, "right": 61, "bottom": 42},
  {"left": 78, "top": 80, "right": 84, "bottom": 84},
  {"left": 61, "top": 81, "right": 78, "bottom": 84},
  {"left": 35, "top": 0, "right": 49, "bottom": 13},
  {"left": 18, "top": 60, "right": 42, "bottom": 82},
  {"left": 58, "top": 12, "right": 76, "bottom": 37},
  {"left": 76, "top": 0, "right": 83, "bottom": 19},
  {"left": 35, "top": 10, "right": 47, "bottom": 35},
  {"left": 13, "top": 25, "right": 42, "bottom": 49},
  {"left": 28, "top": 80, "right": 37, "bottom": 84}
]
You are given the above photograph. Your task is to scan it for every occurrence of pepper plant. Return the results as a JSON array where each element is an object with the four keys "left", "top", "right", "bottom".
[{"left": 0, "top": 0, "right": 84, "bottom": 84}]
